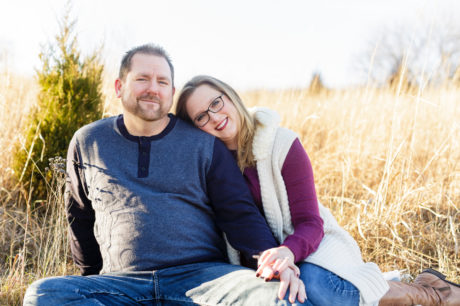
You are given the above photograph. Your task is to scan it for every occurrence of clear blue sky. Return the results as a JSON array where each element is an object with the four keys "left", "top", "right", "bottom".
[{"left": 0, "top": 0, "right": 458, "bottom": 90}]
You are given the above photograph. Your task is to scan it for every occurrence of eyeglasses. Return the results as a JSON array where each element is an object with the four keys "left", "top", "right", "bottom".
[{"left": 193, "top": 95, "right": 225, "bottom": 127}]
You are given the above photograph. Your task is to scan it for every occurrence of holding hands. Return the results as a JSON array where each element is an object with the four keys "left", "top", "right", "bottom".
[
  {"left": 256, "top": 246, "right": 296, "bottom": 277},
  {"left": 255, "top": 246, "right": 306, "bottom": 303}
]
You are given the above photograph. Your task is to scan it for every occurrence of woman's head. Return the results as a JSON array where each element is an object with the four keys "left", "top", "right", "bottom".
[{"left": 176, "top": 75, "right": 256, "bottom": 169}]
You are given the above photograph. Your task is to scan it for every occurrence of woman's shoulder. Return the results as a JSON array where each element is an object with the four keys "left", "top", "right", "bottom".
[
  {"left": 249, "top": 106, "right": 280, "bottom": 127},
  {"left": 250, "top": 107, "right": 299, "bottom": 161},
  {"left": 271, "top": 127, "right": 299, "bottom": 164},
  {"left": 274, "top": 126, "right": 298, "bottom": 142},
  {"left": 249, "top": 107, "right": 298, "bottom": 138}
]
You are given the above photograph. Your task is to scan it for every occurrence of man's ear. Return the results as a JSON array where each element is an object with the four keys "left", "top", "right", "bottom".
[
  {"left": 172, "top": 86, "right": 176, "bottom": 96},
  {"left": 115, "top": 78, "right": 122, "bottom": 98}
]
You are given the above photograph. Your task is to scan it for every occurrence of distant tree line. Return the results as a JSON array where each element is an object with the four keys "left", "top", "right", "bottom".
[{"left": 357, "top": 18, "right": 460, "bottom": 91}]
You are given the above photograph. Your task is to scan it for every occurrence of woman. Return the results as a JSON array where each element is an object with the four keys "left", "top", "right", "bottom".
[{"left": 175, "top": 75, "right": 458, "bottom": 306}]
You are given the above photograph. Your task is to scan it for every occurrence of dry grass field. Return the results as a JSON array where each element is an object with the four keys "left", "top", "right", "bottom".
[{"left": 0, "top": 70, "right": 458, "bottom": 305}]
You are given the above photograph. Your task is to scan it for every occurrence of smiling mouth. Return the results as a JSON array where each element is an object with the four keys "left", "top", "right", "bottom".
[
  {"left": 140, "top": 100, "right": 158, "bottom": 105},
  {"left": 138, "top": 95, "right": 160, "bottom": 104},
  {"left": 139, "top": 99, "right": 159, "bottom": 104},
  {"left": 216, "top": 118, "right": 228, "bottom": 131}
]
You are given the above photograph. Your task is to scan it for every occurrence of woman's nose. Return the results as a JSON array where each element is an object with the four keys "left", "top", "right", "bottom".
[{"left": 208, "top": 112, "right": 221, "bottom": 122}]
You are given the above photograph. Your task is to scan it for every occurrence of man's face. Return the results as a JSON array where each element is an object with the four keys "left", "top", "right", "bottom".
[{"left": 115, "top": 53, "right": 175, "bottom": 122}]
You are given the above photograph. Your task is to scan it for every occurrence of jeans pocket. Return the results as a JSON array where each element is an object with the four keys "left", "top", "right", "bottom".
[{"left": 327, "top": 272, "right": 360, "bottom": 297}]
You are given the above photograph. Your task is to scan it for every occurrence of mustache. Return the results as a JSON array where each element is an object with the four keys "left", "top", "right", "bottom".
[{"left": 137, "top": 94, "right": 160, "bottom": 103}]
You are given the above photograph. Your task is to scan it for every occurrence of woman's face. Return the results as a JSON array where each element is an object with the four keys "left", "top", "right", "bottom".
[{"left": 185, "top": 84, "right": 239, "bottom": 150}]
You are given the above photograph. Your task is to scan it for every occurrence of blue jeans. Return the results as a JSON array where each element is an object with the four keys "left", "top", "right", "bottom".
[
  {"left": 24, "top": 261, "right": 307, "bottom": 305},
  {"left": 299, "top": 263, "right": 360, "bottom": 306}
]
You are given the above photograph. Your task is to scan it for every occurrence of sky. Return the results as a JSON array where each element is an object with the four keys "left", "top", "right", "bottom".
[{"left": 0, "top": 0, "right": 459, "bottom": 90}]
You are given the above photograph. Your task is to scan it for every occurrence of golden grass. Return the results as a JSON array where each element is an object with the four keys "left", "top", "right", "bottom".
[
  {"left": 241, "top": 84, "right": 459, "bottom": 280},
  {"left": 0, "top": 70, "right": 458, "bottom": 304},
  {"left": 0, "top": 72, "right": 38, "bottom": 190}
]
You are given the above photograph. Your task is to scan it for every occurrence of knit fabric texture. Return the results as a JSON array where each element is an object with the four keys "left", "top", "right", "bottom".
[{"left": 72, "top": 116, "right": 228, "bottom": 273}]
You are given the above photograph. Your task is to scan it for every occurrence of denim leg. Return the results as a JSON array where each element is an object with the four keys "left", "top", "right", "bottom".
[
  {"left": 23, "top": 272, "right": 155, "bottom": 305},
  {"left": 299, "top": 263, "right": 360, "bottom": 306},
  {"left": 24, "top": 263, "right": 320, "bottom": 306},
  {"left": 156, "top": 261, "right": 310, "bottom": 306}
]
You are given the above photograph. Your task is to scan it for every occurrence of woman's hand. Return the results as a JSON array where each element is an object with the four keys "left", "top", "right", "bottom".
[
  {"left": 257, "top": 265, "right": 306, "bottom": 303},
  {"left": 278, "top": 266, "right": 307, "bottom": 303},
  {"left": 256, "top": 246, "right": 295, "bottom": 278}
]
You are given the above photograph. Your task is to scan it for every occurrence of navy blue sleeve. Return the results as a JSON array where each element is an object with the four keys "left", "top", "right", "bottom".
[
  {"left": 65, "top": 136, "right": 102, "bottom": 276},
  {"left": 206, "top": 139, "right": 278, "bottom": 263}
]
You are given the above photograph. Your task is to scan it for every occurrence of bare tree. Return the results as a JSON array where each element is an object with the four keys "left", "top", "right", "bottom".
[{"left": 355, "top": 18, "right": 460, "bottom": 88}]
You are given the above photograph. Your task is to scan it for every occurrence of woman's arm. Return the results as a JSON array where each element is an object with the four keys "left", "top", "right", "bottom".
[
  {"left": 280, "top": 138, "right": 324, "bottom": 262},
  {"left": 256, "top": 138, "right": 324, "bottom": 275}
]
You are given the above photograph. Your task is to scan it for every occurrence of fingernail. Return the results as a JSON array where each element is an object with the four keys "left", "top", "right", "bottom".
[
  {"left": 256, "top": 273, "right": 260, "bottom": 277},
  {"left": 274, "top": 271, "right": 279, "bottom": 276}
]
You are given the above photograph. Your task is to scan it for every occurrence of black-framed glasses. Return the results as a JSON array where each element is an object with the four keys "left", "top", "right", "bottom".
[{"left": 193, "top": 95, "right": 225, "bottom": 127}]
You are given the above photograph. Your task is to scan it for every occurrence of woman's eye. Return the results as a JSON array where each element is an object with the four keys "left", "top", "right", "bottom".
[{"left": 196, "top": 114, "right": 206, "bottom": 122}]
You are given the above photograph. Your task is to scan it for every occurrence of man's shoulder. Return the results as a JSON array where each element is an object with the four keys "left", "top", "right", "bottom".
[
  {"left": 73, "top": 116, "right": 117, "bottom": 140},
  {"left": 174, "top": 117, "right": 216, "bottom": 140}
]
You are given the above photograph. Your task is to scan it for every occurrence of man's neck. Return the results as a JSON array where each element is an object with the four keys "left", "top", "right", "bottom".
[{"left": 122, "top": 112, "right": 171, "bottom": 137}]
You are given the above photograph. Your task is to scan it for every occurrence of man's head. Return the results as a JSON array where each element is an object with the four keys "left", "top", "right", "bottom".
[
  {"left": 119, "top": 44, "right": 174, "bottom": 87},
  {"left": 115, "top": 44, "right": 175, "bottom": 126}
]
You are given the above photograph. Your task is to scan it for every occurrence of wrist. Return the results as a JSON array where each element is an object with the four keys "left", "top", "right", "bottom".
[{"left": 279, "top": 245, "right": 295, "bottom": 262}]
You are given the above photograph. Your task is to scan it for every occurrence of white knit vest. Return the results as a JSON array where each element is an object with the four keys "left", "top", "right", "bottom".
[{"left": 226, "top": 107, "right": 389, "bottom": 306}]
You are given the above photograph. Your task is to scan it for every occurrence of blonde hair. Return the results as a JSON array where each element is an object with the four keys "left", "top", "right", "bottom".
[{"left": 175, "top": 75, "right": 256, "bottom": 171}]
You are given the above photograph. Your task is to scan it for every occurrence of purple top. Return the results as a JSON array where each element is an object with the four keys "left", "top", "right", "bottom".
[{"left": 242, "top": 138, "right": 324, "bottom": 262}]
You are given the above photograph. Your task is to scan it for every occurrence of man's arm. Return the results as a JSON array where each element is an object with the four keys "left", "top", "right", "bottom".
[
  {"left": 65, "top": 135, "right": 102, "bottom": 275},
  {"left": 206, "top": 139, "right": 278, "bottom": 264}
]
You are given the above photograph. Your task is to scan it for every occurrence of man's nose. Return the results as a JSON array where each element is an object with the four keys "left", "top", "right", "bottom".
[{"left": 147, "top": 80, "right": 160, "bottom": 94}]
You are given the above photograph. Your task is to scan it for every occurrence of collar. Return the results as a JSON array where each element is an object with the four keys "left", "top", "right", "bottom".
[
  {"left": 116, "top": 113, "right": 177, "bottom": 142},
  {"left": 249, "top": 107, "right": 280, "bottom": 161}
]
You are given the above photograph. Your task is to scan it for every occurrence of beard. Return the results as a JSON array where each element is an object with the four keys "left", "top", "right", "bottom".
[{"left": 122, "top": 93, "right": 171, "bottom": 122}]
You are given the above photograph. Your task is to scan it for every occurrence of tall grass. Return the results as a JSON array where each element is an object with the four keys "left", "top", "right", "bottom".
[
  {"left": 0, "top": 71, "right": 76, "bottom": 304},
  {"left": 242, "top": 84, "right": 459, "bottom": 279},
  {"left": 0, "top": 70, "right": 458, "bottom": 304}
]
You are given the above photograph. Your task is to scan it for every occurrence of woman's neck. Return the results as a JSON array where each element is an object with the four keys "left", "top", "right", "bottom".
[{"left": 223, "top": 138, "right": 238, "bottom": 150}]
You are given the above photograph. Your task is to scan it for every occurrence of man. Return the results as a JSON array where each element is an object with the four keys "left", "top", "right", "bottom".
[{"left": 23, "top": 44, "right": 304, "bottom": 305}]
